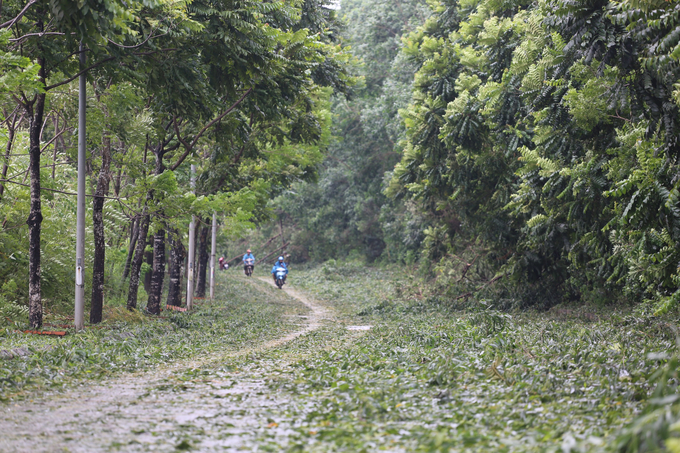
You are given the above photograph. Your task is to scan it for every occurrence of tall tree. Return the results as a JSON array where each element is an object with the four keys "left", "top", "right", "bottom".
[{"left": 2, "top": 0, "right": 147, "bottom": 326}]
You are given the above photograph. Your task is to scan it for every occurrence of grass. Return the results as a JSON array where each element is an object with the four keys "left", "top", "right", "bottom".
[
  {"left": 266, "top": 262, "right": 680, "bottom": 452},
  {"left": 0, "top": 273, "right": 307, "bottom": 401}
]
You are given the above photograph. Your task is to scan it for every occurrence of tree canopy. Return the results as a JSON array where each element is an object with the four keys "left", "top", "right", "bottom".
[{"left": 0, "top": 0, "right": 352, "bottom": 326}]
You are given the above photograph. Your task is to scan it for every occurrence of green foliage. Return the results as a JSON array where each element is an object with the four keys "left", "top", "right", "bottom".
[
  {"left": 612, "top": 351, "right": 680, "bottom": 452},
  {"left": 0, "top": 30, "right": 42, "bottom": 98},
  {"left": 381, "top": 0, "right": 680, "bottom": 309},
  {"left": 0, "top": 0, "right": 353, "bottom": 320},
  {"left": 0, "top": 280, "right": 28, "bottom": 324}
]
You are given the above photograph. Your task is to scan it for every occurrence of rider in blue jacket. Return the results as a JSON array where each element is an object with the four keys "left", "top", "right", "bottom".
[
  {"left": 271, "top": 256, "right": 288, "bottom": 281},
  {"left": 243, "top": 249, "right": 255, "bottom": 263}
]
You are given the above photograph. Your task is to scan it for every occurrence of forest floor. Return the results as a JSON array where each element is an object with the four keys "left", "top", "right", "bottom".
[{"left": 0, "top": 263, "right": 677, "bottom": 452}]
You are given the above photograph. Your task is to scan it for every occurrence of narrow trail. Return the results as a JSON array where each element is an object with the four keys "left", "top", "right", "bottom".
[
  {"left": 255, "top": 276, "right": 330, "bottom": 348},
  {"left": 0, "top": 279, "right": 333, "bottom": 453}
]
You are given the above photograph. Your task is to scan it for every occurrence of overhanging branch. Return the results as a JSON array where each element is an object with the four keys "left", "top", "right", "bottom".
[
  {"left": 44, "top": 56, "right": 116, "bottom": 91},
  {"left": 0, "top": 0, "right": 37, "bottom": 29},
  {"left": 170, "top": 88, "right": 254, "bottom": 171}
]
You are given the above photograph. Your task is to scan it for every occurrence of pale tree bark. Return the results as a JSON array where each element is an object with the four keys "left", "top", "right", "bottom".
[{"left": 90, "top": 135, "right": 112, "bottom": 324}]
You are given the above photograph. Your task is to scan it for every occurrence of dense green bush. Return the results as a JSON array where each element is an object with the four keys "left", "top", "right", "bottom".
[{"left": 382, "top": 0, "right": 680, "bottom": 309}]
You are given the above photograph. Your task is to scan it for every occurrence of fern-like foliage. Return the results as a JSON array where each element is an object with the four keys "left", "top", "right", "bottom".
[
  {"left": 0, "top": 296, "right": 29, "bottom": 325},
  {"left": 387, "top": 0, "right": 680, "bottom": 308}
]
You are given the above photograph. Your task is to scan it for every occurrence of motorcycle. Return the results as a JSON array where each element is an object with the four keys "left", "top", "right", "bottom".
[
  {"left": 274, "top": 267, "right": 287, "bottom": 289},
  {"left": 244, "top": 258, "right": 254, "bottom": 277}
]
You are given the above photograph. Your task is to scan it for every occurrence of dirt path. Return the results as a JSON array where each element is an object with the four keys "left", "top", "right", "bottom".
[
  {"left": 254, "top": 277, "right": 330, "bottom": 348},
  {"left": 0, "top": 281, "right": 332, "bottom": 453}
]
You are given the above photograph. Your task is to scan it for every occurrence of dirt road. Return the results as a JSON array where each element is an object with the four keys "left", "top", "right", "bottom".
[{"left": 0, "top": 280, "right": 332, "bottom": 452}]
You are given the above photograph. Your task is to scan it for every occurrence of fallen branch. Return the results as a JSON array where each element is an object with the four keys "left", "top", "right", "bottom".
[
  {"left": 455, "top": 273, "right": 505, "bottom": 300},
  {"left": 20, "top": 330, "right": 66, "bottom": 336},
  {"left": 257, "top": 242, "right": 290, "bottom": 265}
]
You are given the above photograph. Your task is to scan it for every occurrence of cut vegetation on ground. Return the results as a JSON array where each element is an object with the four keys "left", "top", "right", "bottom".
[{"left": 0, "top": 267, "right": 678, "bottom": 452}]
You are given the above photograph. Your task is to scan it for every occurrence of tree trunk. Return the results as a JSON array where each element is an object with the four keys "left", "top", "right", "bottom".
[
  {"left": 167, "top": 230, "right": 185, "bottom": 306},
  {"left": 0, "top": 113, "right": 19, "bottom": 200},
  {"left": 146, "top": 229, "right": 166, "bottom": 314},
  {"left": 196, "top": 223, "right": 210, "bottom": 297},
  {"left": 122, "top": 218, "right": 138, "bottom": 281},
  {"left": 51, "top": 116, "right": 58, "bottom": 179},
  {"left": 113, "top": 167, "right": 122, "bottom": 197},
  {"left": 90, "top": 136, "right": 111, "bottom": 324},
  {"left": 143, "top": 237, "right": 153, "bottom": 293},
  {"left": 146, "top": 148, "right": 167, "bottom": 314},
  {"left": 127, "top": 212, "right": 149, "bottom": 310},
  {"left": 27, "top": 91, "right": 46, "bottom": 329}
]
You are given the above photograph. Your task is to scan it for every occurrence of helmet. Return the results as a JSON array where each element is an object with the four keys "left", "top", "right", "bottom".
[
  {"left": 278, "top": 256, "right": 284, "bottom": 261},
  {"left": 247, "top": 249, "right": 251, "bottom": 253}
]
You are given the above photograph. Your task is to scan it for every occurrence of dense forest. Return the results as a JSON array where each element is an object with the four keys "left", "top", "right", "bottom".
[
  {"left": 0, "top": 0, "right": 351, "bottom": 327},
  {"left": 255, "top": 0, "right": 680, "bottom": 314}
]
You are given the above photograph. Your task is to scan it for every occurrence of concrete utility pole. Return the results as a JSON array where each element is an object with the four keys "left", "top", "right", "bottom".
[
  {"left": 74, "top": 42, "right": 86, "bottom": 330},
  {"left": 186, "top": 164, "right": 196, "bottom": 309},
  {"left": 209, "top": 212, "right": 217, "bottom": 300}
]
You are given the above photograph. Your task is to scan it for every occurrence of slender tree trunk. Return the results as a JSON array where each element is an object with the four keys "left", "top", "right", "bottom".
[
  {"left": 90, "top": 136, "right": 111, "bottom": 324},
  {"left": 196, "top": 223, "right": 210, "bottom": 297},
  {"left": 27, "top": 90, "right": 46, "bottom": 329},
  {"left": 167, "top": 229, "right": 185, "bottom": 306},
  {"left": 147, "top": 229, "right": 166, "bottom": 314},
  {"left": 0, "top": 113, "right": 19, "bottom": 200},
  {"left": 122, "top": 218, "right": 138, "bottom": 281},
  {"left": 113, "top": 167, "right": 122, "bottom": 196},
  {"left": 127, "top": 211, "right": 149, "bottom": 310},
  {"left": 51, "top": 116, "right": 58, "bottom": 179},
  {"left": 143, "top": 237, "right": 153, "bottom": 293}
]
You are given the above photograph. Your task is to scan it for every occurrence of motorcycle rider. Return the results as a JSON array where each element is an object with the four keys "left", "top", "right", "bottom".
[
  {"left": 243, "top": 249, "right": 255, "bottom": 275},
  {"left": 271, "top": 256, "right": 288, "bottom": 283}
]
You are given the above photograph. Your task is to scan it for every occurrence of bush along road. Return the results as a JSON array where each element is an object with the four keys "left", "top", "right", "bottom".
[{"left": 0, "top": 265, "right": 678, "bottom": 452}]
